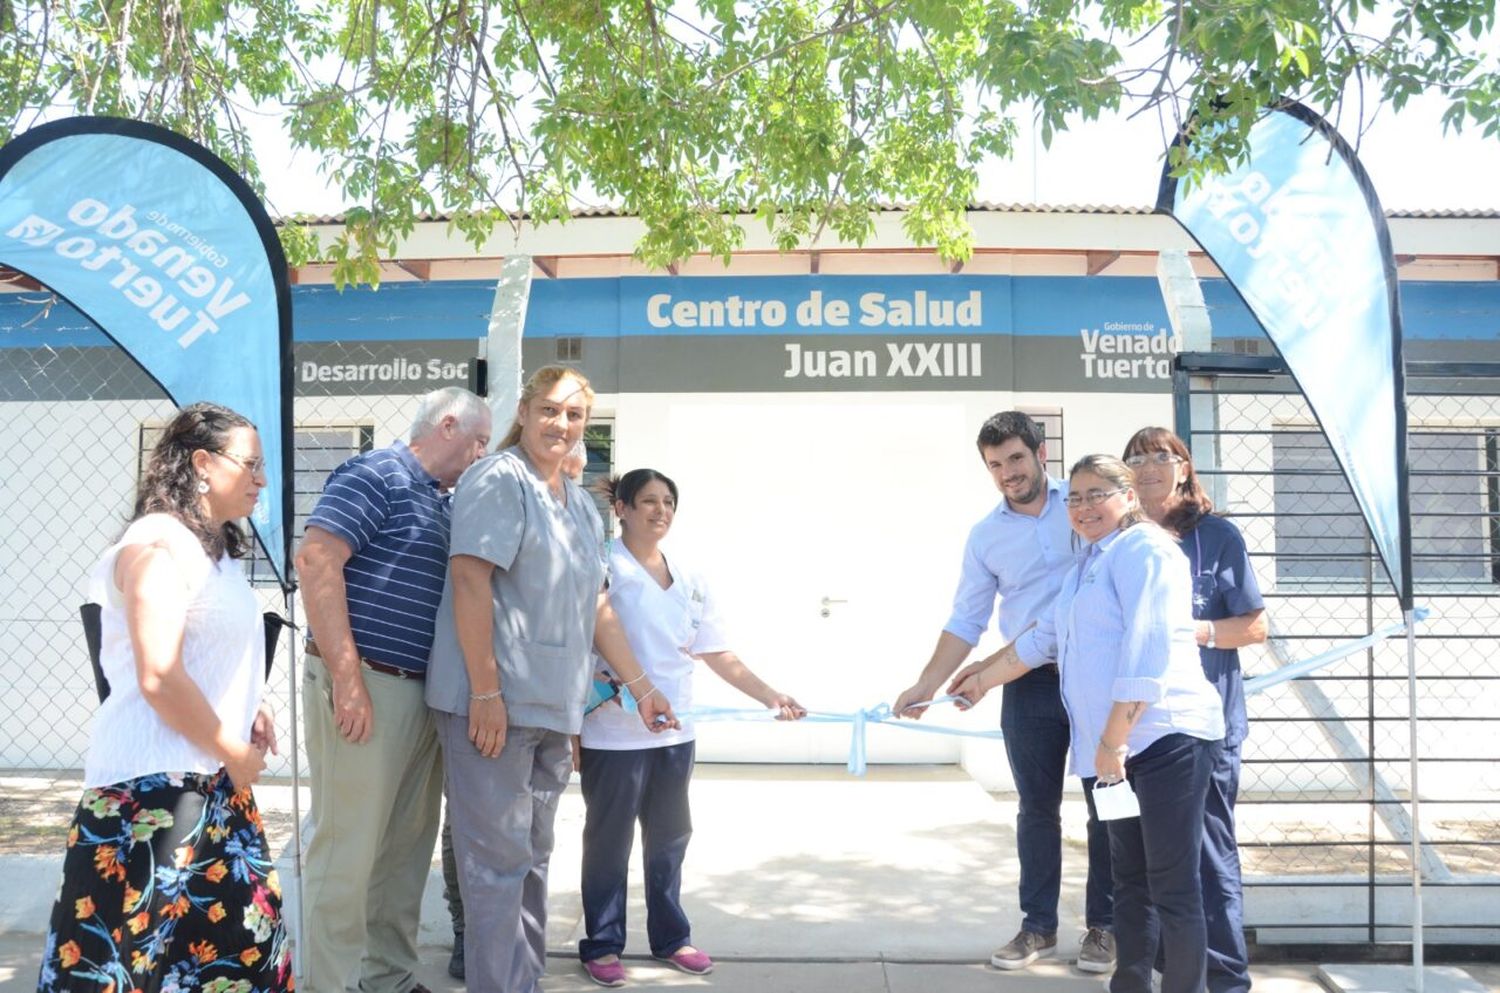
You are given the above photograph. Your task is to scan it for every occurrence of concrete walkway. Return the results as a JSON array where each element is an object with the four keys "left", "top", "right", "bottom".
[
  {"left": 0, "top": 929, "right": 1352, "bottom": 993},
  {"left": 3, "top": 765, "right": 1492, "bottom": 992}
]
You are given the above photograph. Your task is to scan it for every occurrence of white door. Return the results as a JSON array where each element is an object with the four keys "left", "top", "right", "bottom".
[{"left": 621, "top": 393, "right": 993, "bottom": 763}]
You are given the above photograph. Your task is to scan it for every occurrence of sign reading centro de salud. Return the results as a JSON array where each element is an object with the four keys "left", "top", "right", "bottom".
[{"left": 521, "top": 275, "right": 1205, "bottom": 393}]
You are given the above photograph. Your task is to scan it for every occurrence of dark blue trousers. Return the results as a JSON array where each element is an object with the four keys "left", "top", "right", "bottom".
[
  {"left": 1203, "top": 741, "right": 1250, "bottom": 993},
  {"left": 1152, "top": 741, "right": 1249, "bottom": 990},
  {"left": 579, "top": 741, "right": 695, "bottom": 961},
  {"left": 1108, "top": 733, "right": 1218, "bottom": 993},
  {"left": 1002, "top": 666, "right": 1114, "bottom": 934}
]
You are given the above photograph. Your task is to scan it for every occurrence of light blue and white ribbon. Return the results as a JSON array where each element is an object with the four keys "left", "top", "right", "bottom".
[
  {"left": 681, "top": 695, "right": 1004, "bottom": 776},
  {"left": 1244, "top": 607, "right": 1429, "bottom": 696},
  {"left": 610, "top": 610, "right": 1429, "bottom": 776}
]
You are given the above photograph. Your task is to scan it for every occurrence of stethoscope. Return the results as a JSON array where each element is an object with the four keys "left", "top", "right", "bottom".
[{"left": 1188, "top": 527, "right": 1210, "bottom": 616}]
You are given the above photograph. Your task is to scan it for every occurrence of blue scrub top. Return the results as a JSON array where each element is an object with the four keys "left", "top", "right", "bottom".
[
  {"left": 1178, "top": 513, "right": 1265, "bottom": 747},
  {"left": 426, "top": 447, "right": 607, "bottom": 733}
]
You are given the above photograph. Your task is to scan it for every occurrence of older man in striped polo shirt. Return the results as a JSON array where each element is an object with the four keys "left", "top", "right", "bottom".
[{"left": 297, "top": 386, "right": 491, "bottom": 993}]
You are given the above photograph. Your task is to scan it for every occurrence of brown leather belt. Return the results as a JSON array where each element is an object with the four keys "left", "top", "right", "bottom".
[{"left": 305, "top": 640, "right": 424, "bottom": 681}]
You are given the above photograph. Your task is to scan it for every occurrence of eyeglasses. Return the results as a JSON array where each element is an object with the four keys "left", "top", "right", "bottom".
[
  {"left": 214, "top": 451, "right": 267, "bottom": 476},
  {"left": 1125, "top": 451, "right": 1185, "bottom": 468},
  {"left": 1064, "top": 488, "right": 1125, "bottom": 508}
]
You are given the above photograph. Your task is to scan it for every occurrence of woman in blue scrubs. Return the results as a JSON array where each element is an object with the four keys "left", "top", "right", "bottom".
[
  {"left": 1124, "top": 427, "right": 1266, "bottom": 993},
  {"left": 429, "top": 367, "right": 677, "bottom": 993}
]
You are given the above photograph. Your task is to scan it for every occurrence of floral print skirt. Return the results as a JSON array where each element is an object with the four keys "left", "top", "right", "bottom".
[{"left": 37, "top": 771, "right": 293, "bottom": 993}]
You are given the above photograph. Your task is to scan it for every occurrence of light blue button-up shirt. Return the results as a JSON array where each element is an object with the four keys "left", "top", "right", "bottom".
[
  {"left": 1019, "top": 523, "right": 1226, "bottom": 778},
  {"left": 943, "top": 477, "right": 1075, "bottom": 648}
]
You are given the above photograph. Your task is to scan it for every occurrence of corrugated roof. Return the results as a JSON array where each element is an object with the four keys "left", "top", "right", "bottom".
[
  {"left": 282, "top": 202, "right": 1500, "bottom": 225},
  {"left": 1383, "top": 208, "right": 1500, "bottom": 218}
]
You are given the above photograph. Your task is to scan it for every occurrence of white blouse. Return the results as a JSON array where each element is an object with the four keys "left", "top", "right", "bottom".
[
  {"left": 83, "top": 513, "right": 264, "bottom": 787},
  {"left": 581, "top": 542, "right": 730, "bottom": 751}
]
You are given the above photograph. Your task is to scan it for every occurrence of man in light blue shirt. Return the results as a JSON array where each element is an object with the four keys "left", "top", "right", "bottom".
[{"left": 894, "top": 411, "right": 1114, "bottom": 974}]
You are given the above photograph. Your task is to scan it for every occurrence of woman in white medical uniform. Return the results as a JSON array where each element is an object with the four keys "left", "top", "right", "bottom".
[{"left": 577, "top": 468, "right": 805, "bottom": 988}]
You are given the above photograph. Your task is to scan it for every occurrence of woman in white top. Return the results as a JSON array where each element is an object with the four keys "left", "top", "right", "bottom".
[
  {"left": 37, "top": 402, "right": 291, "bottom": 993},
  {"left": 578, "top": 468, "right": 805, "bottom": 988}
]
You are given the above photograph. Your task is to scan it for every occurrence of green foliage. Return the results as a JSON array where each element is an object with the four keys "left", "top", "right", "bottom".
[{"left": 3, "top": 0, "right": 1497, "bottom": 286}]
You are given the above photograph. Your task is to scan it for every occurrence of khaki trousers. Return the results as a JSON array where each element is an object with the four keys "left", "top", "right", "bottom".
[{"left": 301, "top": 655, "right": 443, "bottom": 993}]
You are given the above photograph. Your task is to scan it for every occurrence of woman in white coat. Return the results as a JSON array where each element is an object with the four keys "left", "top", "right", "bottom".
[{"left": 578, "top": 468, "right": 805, "bottom": 988}]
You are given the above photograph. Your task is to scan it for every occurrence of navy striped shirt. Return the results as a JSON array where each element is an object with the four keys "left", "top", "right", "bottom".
[{"left": 305, "top": 440, "right": 449, "bottom": 673}]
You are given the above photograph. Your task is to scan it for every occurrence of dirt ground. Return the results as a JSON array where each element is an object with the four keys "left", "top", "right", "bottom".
[
  {"left": 0, "top": 773, "right": 298, "bottom": 856},
  {"left": 4, "top": 772, "right": 1496, "bottom": 878}
]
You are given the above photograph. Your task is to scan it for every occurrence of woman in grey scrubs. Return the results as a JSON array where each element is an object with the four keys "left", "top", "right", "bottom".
[{"left": 426, "top": 364, "right": 676, "bottom": 993}]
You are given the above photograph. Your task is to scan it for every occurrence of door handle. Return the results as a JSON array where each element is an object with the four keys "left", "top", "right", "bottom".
[{"left": 820, "top": 596, "right": 848, "bottom": 618}]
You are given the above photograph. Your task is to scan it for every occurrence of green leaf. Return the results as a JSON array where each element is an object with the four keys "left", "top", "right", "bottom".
[{"left": 3, "top": 0, "right": 1495, "bottom": 282}]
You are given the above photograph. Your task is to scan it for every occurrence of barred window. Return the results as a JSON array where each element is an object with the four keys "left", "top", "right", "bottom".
[
  {"left": 581, "top": 420, "right": 615, "bottom": 537},
  {"left": 1271, "top": 426, "right": 1497, "bottom": 588},
  {"left": 140, "top": 422, "right": 374, "bottom": 587},
  {"left": 1016, "top": 406, "right": 1065, "bottom": 478}
]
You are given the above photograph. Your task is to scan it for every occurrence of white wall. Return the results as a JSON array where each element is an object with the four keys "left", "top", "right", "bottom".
[
  {"left": 598, "top": 388, "right": 1173, "bottom": 787},
  {"left": 2, "top": 388, "right": 1174, "bottom": 777},
  {"left": 2, "top": 400, "right": 173, "bottom": 769}
]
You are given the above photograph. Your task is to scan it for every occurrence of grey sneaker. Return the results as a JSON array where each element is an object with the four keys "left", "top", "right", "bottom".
[
  {"left": 990, "top": 929, "right": 1058, "bottom": 970},
  {"left": 1076, "top": 927, "right": 1116, "bottom": 974}
]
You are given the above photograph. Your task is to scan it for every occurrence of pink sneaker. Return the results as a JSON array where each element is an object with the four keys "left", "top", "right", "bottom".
[
  {"left": 655, "top": 946, "right": 714, "bottom": 975},
  {"left": 582, "top": 956, "right": 627, "bottom": 988}
]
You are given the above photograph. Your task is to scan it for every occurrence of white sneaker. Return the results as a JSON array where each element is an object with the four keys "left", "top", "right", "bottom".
[{"left": 990, "top": 930, "right": 1058, "bottom": 970}]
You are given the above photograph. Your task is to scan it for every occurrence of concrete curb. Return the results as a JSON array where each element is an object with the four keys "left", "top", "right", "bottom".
[{"left": 0, "top": 856, "right": 60, "bottom": 935}]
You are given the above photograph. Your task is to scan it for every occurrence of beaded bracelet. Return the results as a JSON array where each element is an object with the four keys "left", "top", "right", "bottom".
[{"left": 470, "top": 689, "right": 503, "bottom": 702}]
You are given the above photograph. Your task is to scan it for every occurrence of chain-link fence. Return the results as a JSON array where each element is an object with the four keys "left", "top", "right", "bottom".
[
  {"left": 0, "top": 325, "right": 491, "bottom": 852},
  {"left": 0, "top": 317, "right": 634, "bottom": 852},
  {"left": 1174, "top": 354, "right": 1500, "bottom": 950}
]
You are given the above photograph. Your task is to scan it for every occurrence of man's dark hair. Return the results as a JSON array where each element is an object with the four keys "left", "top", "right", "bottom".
[{"left": 976, "top": 411, "right": 1044, "bottom": 454}]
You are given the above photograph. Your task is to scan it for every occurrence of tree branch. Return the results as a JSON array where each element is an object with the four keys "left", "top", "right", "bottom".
[{"left": 707, "top": 0, "right": 901, "bottom": 93}]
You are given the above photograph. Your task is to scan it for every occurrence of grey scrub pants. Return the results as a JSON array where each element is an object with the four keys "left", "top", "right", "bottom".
[{"left": 436, "top": 712, "right": 572, "bottom": 993}]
